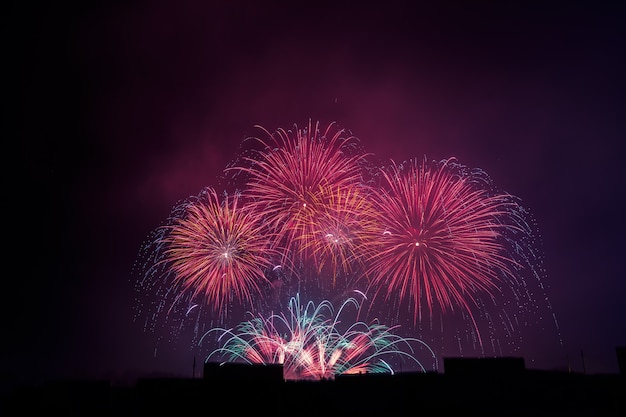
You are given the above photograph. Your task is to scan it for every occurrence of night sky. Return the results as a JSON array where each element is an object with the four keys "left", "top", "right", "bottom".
[{"left": 4, "top": 0, "right": 625, "bottom": 388}]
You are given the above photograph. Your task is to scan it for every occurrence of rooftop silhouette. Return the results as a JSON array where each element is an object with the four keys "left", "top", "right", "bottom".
[{"left": 2, "top": 354, "right": 624, "bottom": 416}]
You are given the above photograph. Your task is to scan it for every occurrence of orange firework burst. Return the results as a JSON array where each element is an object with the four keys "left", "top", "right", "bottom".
[
  {"left": 161, "top": 187, "right": 280, "bottom": 319},
  {"left": 299, "top": 184, "right": 378, "bottom": 282}
]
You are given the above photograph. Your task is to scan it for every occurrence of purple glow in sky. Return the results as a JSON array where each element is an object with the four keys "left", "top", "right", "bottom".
[{"left": 5, "top": 0, "right": 625, "bottom": 388}]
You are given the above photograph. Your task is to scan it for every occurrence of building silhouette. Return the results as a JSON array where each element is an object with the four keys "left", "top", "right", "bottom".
[{"left": 2, "top": 355, "right": 625, "bottom": 415}]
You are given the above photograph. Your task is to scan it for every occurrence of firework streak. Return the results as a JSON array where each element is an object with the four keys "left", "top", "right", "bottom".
[
  {"left": 134, "top": 120, "right": 559, "bottom": 376},
  {"left": 202, "top": 293, "right": 435, "bottom": 381}
]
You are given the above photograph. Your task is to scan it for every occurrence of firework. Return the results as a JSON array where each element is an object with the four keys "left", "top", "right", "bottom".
[
  {"left": 159, "top": 187, "right": 281, "bottom": 319},
  {"left": 361, "top": 157, "right": 532, "bottom": 335},
  {"left": 202, "top": 292, "right": 435, "bottom": 381},
  {"left": 135, "top": 122, "right": 560, "bottom": 371},
  {"left": 297, "top": 183, "right": 379, "bottom": 285},
  {"left": 225, "top": 120, "right": 371, "bottom": 282}
]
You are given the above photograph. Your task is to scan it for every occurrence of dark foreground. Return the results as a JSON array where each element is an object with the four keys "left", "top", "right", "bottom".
[{"left": 2, "top": 366, "right": 624, "bottom": 416}]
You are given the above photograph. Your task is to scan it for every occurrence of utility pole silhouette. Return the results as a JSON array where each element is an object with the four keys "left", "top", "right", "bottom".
[{"left": 580, "top": 349, "right": 586, "bottom": 374}]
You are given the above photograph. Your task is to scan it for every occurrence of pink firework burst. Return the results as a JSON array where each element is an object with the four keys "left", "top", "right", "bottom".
[
  {"left": 227, "top": 120, "right": 371, "bottom": 285},
  {"left": 363, "top": 157, "right": 528, "bottom": 333},
  {"left": 161, "top": 187, "right": 280, "bottom": 319}
]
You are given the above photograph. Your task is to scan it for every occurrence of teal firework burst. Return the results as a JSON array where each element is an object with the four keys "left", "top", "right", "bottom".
[{"left": 202, "top": 293, "right": 436, "bottom": 381}]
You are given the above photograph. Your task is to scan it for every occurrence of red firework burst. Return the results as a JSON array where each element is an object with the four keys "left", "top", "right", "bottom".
[
  {"left": 161, "top": 187, "right": 279, "bottom": 318},
  {"left": 227, "top": 120, "right": 371, "bottom": 283},
  {"left": 363, "top": 157, "right": 527, "bottom": 329}
]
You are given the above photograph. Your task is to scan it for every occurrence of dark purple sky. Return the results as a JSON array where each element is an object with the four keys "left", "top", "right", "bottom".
[{"left": 5, "top": 0, "right": 625, "bottom": 387}]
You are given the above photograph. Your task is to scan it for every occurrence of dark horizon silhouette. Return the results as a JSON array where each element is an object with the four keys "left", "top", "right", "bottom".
[{"left": 3, "top": 355, "right": 625, "bottom": 415}]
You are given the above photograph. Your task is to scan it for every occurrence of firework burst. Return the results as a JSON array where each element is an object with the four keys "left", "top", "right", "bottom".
[
  {"left": 362, "top": 157, "right": 532, "bottom": 336},
  {"left": 202, "top": 293, "right": 435, "bottom": 381},
  {"left": 225, "top": 120, "right": 371, "bottom": 285},
  {"left": 298, "top": 184, "right": 379, "bottom": 285},
  {"left": 158, "top": 187, "right": 281, "bottom": 319}
]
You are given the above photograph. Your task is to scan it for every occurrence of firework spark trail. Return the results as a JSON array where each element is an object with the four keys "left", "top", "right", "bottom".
[
  {"left": 225, "top": 120, "right": 371, "bottom": 285},
  {"left": 158, "top": 187, "right": 281, "bottom": 320},
  {"left": 134, "top": 120, "right": 560, "bottom": 369},
  {"left": 361, "top": 157, "right": 533, "bottom": 344},
  {"left": 202, "top": 293, "right": 436, "bottom": 381}
]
